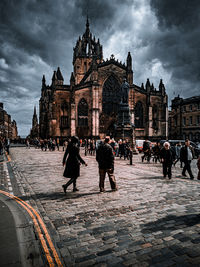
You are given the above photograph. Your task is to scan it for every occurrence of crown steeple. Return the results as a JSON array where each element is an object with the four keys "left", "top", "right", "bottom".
[{"left": 73, "top": 17, "right": 103, "bottom": 64}]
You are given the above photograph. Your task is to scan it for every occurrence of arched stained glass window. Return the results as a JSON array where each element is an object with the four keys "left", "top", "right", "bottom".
[
  {"left": 102, "top": 75, "right": 121, "bottom": 116},
  {"left": 78, "top": 98, "right": 88, "bottom": 126},
  {"left": 135, "top": 101, "right": 143, "bottom": 127}
]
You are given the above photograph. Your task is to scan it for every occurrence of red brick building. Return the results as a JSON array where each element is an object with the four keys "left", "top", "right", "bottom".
[{"left": 39, "top": 18, "right": 168, "bottom": 141}]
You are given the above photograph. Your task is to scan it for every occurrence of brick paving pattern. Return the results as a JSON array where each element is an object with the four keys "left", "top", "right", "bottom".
[{"left": 7, "top": 147, "right": 200, "bottom": 266}]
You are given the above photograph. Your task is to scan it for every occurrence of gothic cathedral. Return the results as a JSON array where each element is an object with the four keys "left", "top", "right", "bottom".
[{"left": 39, "top": 18, "right": 168, "bottom": 141}]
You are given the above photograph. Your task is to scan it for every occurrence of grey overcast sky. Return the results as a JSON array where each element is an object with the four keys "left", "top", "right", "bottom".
[{"left": 0, "top": 0, "right": 199, "bottom": 136}]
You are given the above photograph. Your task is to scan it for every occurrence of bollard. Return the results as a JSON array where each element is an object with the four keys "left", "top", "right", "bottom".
[{"left": 130, "top": 150, "right": 133, "bottom": 165}]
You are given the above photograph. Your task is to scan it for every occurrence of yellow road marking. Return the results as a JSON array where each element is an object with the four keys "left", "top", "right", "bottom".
[{"left": 0, "top": 190, "right": 63, "bottom": 267}]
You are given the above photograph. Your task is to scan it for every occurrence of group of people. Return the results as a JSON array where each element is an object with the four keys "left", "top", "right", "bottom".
[
  {"left": 61, "top": 136, "right": 200, "bottom": 194},
  {"left": 157, "top": 140, "right": 199, "bottom": 180},
  {"left": 26, "top": 138, "right": 68, "bottom": 151},
  {"left": 0, "top": 137, "right": 10, "bottom": 155},
  {"left": 62, "top": 136, "right": 118, "bottom": 194}
]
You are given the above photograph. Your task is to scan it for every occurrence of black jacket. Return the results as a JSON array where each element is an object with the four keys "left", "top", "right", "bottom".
[
  {"left": 63, "top": 143, "right": 85, "bottom": 178},
  {"left": 180, "top": 145, "right": 195, "bottom": 162},
  {"left": 160, "top": 147, "right": 175, "bottom": 164},
  {"left": 96, "top": 143, "right": 114, "bottom": 169}
]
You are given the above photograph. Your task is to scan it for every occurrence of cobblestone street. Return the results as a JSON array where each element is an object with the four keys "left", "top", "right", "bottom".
[{"left": 4, "top": 147, "right": 200, "bottom": 266}]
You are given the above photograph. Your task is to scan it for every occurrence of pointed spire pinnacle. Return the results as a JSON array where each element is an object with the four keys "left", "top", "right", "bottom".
[
  {"left": 42, "top": 74, "right": 46, "bottom": 89},
  {"left": 52, "top": 71, "right": 57, "bottom": 81},
  {"left": 141, "top": 83, "right": 144, "bottom": 90},
  {"left": 57, "top": 67, "right": 64, "bottom": 81},
  {"left": 146, "top": 78, "right": 150, "bottom": 89},
  {"left": 127, "top": 52, "right": 132, "bottom": 70},
  {"left": 70, "top": 72, "right": 75, "bottom": 82},
  {"left": 42, "top": 74, "right": 46, "bottom": 84},
  {"left": 34, "top": 105, "right": 36, "bottom": 116},
  {"left": 86, "top": 15, "right": 89, "bottom": 28},
  {"left": 85, "top": 16, "right": 90, "bottom": 38}
]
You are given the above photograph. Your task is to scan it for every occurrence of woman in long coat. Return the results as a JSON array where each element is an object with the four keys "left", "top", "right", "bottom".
[{"left": 62, "top": 136, "right": 87, "bottom": 193}]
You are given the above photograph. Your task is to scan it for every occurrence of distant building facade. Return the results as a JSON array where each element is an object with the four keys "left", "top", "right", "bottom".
[
  {"left": 30, "top": 106, "right": 39, "bottom": 139},
  {"left": 39, "top": 18, "right": 168, "bottom": 141},
  {"left": 169, "top": 95, "right": 200, "bottom": 142},
  {"left": 0, "top": 102, "right": 18, "bottom": 140}
]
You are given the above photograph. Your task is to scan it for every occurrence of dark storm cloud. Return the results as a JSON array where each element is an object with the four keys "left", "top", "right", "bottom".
[
  {"left": 149, "top": 0, "right": 200, "bottom": 98},
  {"left": 0, "top": 0, "right": 199, "bottom": 135}
]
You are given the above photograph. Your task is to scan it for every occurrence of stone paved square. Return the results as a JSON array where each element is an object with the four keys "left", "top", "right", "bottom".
[{"left": 7, "top": 147, "right": 200, "bottom": 266}]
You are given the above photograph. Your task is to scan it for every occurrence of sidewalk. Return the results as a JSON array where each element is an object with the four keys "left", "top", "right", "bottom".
[{"left": 0, "top": 198, "right": 21, "bottom": 267}]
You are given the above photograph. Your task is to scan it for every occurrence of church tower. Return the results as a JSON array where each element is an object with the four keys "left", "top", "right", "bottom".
[
  {"left": 30, "top": 106, "right": 39, "bottom": 138},
  {"left": 32, "top": 106, "right": 38, "bottom": 128},
  {"left": 73, "top": 17, "right": 103, "bottom": 84}
]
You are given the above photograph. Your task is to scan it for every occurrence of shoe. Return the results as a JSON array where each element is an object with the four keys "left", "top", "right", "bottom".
[
  {"left": 190, "top": 177, "right": 194, "bottom": 180},
  {"left": 62, "top": 185, "right": 67, "bottom": 194},
  {"left": 112, "top": 188, "right": 118, "bottom": 192},
  {"left": 100, "top": 189, "right": 105, "bottom": 193},
  {"left": 163, "top": 175, "right": 166, "bottom": 178},
  {"left": 182, "top": 173, "right": 187, "bottom": 177},
  {"left": 168, "top": 176, "right": 172, "bottom": 179},
  {"left": 73, "top": 188, "right": 79, "bottom": 192}
]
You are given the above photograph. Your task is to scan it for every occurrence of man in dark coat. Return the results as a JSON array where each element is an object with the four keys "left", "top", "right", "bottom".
[
  {"left": 62, "top": 136, "right": 87, "bottom": 193},
  {"left": 180, "top": 139, "right": 195, "bottom": 179},
  {"left": 160, "top": 142, "right": 175, "bottom": 179},
  {"left": 142, "top": 139, "right": 151, "bottom": 162},
  {"left": 96, "top": 136, "right": 118, "bottom": 193}
]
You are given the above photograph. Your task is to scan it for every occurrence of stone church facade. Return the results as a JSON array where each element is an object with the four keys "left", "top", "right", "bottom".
[{"left": 39, "top": 18, "right": 168, "bottom": 141}]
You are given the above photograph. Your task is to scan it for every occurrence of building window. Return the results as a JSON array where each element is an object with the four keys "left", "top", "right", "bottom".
[
  {"left": 60, "top": 116, "right": 68, "bottom": 128},
  {"left": 174, "top": 115, "right": 177, "bottom": 127},
  {"left": 183, "top": 117, "right": 186, "bottom": 126},
  {"left": 78, "top": 98, "right": 88, "bottom": 127},
  {"left": 134, "top": 101, "right": 144, "bottom": 127},
  {"left": 189, "top": 104, "right": 192, "bottom": 111},
  {"left": 197, "top": 115, "right": 200, "bottom": 125},
  {"left": 183, "top": 106, "right": 186, "bottom": 112},
  {"left": 197, "top": 103, "right": 200, "bottom": 110},
  {"left": 189, "top": 116, "right": 192, "bottom": 125},
  {"left": 102, "top": 75, "right": 121, "bottom": 116},
  {"left": 152, "top": 105, "right": 158, "bottom": 130}
]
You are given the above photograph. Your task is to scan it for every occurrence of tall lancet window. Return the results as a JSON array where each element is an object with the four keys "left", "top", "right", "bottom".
[
  {"left": 134, "top": 101, "right": 144, "bottom": 127},
  {"left": 78, "top": 98, "right": 88, "bottom": 126}
]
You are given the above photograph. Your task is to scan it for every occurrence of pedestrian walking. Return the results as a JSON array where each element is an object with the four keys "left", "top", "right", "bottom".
[
  {"left": 152, "top": 141, "right": 161, "bottom": 163},
  {"left": 180, "top": 139, "right": 195, "bottom": 180},
  {"left": 160, "top": 142, "right": 175, "bottom": 179},
  {"left": 62, "top": 136, "right": 87, "bottom": 194},
  {"left": 96, "top": 136, "right": 118, "bottom": 193},
  {"left": 197, "top": 155, "right": 200, "bottom": 180},
  {"left": 174, "top": 142, "right": 182, "bottom": 167},
  {"left": 141, "top": 139, "right": 151, "bottom": 163}
]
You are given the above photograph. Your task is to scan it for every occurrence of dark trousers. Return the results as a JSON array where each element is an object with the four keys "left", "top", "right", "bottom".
[
  {"left": 99, "top": 168, "right": 117, "bottom": 191},
  {"left": 182, "top": 160, "right": 194, "bottom": 178},
  {"left": 64, "top": 177, "right": 77, "bottom": 189},
  {"left": 163, "top": 163, "right": 172, "bottom": 178}
]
